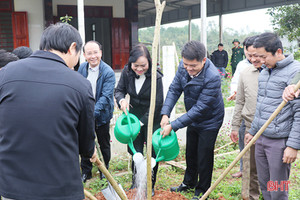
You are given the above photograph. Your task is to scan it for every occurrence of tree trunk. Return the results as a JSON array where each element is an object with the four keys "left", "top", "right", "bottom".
[{"left": 146, "top": 1, "right": 165, "bottom": 199}]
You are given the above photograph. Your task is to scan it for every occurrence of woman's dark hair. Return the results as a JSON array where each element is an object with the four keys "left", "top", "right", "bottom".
[
  {"left": 12, "top": 46, "right": 33, "bottom": 59},
  {"left": 181, "top": 40, "right": 206, "bottom": 61},
  {"left": 253, "top": 32, "right": 283, "bottom": 55},
  {"left": 39, "top": 23, "right": 82, "bottom": 53},
  {"left": 127, "top": 43, "right": 152, "bottom": 75},
  {"left": 0, "top": 49, "right": 19, "bottom": 68}
]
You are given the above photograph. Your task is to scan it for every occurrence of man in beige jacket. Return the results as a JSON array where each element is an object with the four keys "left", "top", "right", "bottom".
[{"left": 230, "top": 35, "right": 261, "bottom": 200}]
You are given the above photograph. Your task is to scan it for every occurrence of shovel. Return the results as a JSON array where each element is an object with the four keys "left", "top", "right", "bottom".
[
  {"left": 95, "top": 157, "right": 128, "bottom": 200},
  {"left": 101, "top": 181, "right": 125, "bottom": 200},
  {"left": 94, "top": 136, "right": 127, "bottom": 200}
]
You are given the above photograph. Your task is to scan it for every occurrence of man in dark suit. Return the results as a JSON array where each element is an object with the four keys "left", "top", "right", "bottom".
[
  {"left": 0, "top": 23, "right": 96, "bottom": 200},
  {"left": 211, "top": 43, "right": 228, "bottom": 78}
]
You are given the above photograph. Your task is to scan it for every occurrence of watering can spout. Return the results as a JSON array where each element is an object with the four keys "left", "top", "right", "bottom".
[{"left": 128, "top": 138, "right": 137, "bottom": 155}]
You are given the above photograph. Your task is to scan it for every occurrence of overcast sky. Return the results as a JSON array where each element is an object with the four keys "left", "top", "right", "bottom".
[{"left": 161, "top": 8, "right": 273, "bottom": 33}]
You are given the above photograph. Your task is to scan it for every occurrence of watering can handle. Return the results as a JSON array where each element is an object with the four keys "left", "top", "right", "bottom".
[
  {"left": 125, "top": 109, "right": 133, "bottom": 136},
  {"left": 158, "top": 133, "right": 163, "bottom": 147}
]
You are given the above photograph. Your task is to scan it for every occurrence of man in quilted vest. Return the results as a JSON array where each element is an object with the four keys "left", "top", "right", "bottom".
[{"left": 245, "top": 32, "right": 300, "bottom": 200}]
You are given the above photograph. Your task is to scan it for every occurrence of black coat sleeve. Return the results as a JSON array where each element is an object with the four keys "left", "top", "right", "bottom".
[
  {"left": 77, "top": 86, "right": 95, "bottom": 158},
  {"left": 114, "top": 68, "right": 128, "bottom": 108},
  {"left": 224, "top": 51, "right": 228, "bottom": 68}
]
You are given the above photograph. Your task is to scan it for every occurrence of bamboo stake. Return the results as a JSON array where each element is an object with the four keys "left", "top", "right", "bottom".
[
  {"left": 172, "top": 42, "right": 179, "bottom": 67},
  {"left": 214, "top": 141, "right": 234, "bottom": 153},
  {"left": 147, "top": 0, "right": 166, "bottom": 199},
  {"left": 84, "top": 189, "right": 97, "bottom": 200},
  {"left": 200, "top": 80, "right": 300, "bottom": 200},
  {"left": 95, "top": 158, "right": 128, "bottom": 200}
]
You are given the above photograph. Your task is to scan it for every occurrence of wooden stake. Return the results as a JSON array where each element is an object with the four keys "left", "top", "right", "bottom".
[
  {"left": 172, "top": 42, "right": 179, "bottom": 67},
  {"left": 200, "top": 80, "right": 300, "bottom": 200},
  {"left": 214, "top": 141, "right": 234, "bottom": 153},
  {"left": 147, "top": 0, "right": 165, "bottom": 199},
  {"left": 84, "top": 189, "right": 97, "bottom": 200}
]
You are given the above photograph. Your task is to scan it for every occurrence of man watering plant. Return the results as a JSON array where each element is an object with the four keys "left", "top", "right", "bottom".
[
  {"left": 160, "top": 40, "right": 224, "bottom": 200},
  {"left": 245, "top": 32, "right": 300, "bottom": 200},
  {"left": 0, "top": 23, "right": 97, "bottom": 200}
]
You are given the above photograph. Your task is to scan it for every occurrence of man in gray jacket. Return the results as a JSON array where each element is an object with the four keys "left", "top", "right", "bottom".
[{"left": 245, "top": 32, "right": 300, "bottom": 200}]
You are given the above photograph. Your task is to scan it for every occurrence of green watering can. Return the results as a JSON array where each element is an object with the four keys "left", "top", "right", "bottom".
[
  {"left": 114, "top": 110, "right": 140, "bottom": 154},
  {"left": 152, "top": 128, "right": 179, "bottom": 163}
]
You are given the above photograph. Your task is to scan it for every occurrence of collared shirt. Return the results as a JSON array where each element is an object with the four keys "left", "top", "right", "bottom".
[
  {"left": 190, "top": 69, "right": 202, "bottom": 79},
  {"left": 87, "top": 64, "right": 99, "bottom": 98},
  {"left": 230, "top": 59, "right": 252, "bottom": 95},
  {"left": 135, "top": 74, "right": 146, "bottom": 94}
]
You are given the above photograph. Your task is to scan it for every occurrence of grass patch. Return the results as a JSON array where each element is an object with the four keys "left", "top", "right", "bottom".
[{"left": 85, "top": 130, "right": 300, "bottom": 199}]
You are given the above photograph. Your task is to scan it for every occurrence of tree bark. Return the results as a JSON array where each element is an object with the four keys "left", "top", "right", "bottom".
[{"left": 146, "top": 0, "right": 165, "bottom": 199}]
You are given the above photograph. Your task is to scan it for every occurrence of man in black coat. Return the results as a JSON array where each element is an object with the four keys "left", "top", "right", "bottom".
[
  {"left": 0, "top": 23, "right": 96, "bottom": 200},
  {"left": 211, "top": 43, "right": 228, "bottom": 78}
]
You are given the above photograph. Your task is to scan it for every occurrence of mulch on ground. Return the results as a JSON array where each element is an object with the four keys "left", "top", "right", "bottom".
[
  {"left": 90, "top": 188, "right": 188, "bottom": 200},
  {"left": 87, "top": 189, "right": 229, "bottom": 200}
]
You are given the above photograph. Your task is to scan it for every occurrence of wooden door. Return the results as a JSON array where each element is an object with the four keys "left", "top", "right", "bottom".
[
  {"left": 12, "top": 12, "right": 29, "bottom": 48},
  {"left": 111, "top": 18, "right": 130, "bottom": 70},
  {"left": 85, "top": 18, "right": 112, "bottom": 66}
]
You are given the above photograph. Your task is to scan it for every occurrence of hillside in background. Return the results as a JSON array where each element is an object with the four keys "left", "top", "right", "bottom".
[{"left": 138, "top": 22, "right": 261, "bottom": 58}]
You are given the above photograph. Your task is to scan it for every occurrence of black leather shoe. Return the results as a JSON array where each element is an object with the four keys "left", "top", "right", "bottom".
[
  {"left": 129, "top": 184, "right": 136, "bottom": 190},
  {"left": 81, "top": 173, "right": 92, "bottom": 183},
  {"left": 152, "top": 188, "right": 155, "bottom": 197},
  {"left": 100, "top": 172, "right": 106, "bottom": 180},
  {"left": 170, "top": 183, "right": 193, "bottom": 192}
]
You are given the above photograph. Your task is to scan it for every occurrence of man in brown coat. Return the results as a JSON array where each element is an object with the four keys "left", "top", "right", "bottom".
[{"left": 230, "top": 35, "right": 261, "bottom": 200}]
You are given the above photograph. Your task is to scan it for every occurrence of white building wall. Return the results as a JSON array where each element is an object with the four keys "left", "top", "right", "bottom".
[
  {"left": 13, "top": 0, "right": 125, "bottom": 51},
  {"left": 14, "top": 0, "right": 44, "bottom": 51},
  {"left": 52, "top": 0, "right": 125, "bottom": 18}
]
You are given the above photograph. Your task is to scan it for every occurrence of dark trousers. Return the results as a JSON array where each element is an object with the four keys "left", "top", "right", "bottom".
[
  {"left": 128, "top": 124, "right": 159, "bottom": 189},
  {"left": 183, "top": 126, "right": 219, "bottom": 196},
  {"left": 81, "top": 122, "right": 111, "bottom": 175},
  {"left": 239, "top": 120, "right": 246, "bottom": 172}
]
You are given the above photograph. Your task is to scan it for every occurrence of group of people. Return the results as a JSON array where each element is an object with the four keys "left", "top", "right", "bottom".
[
  {"left": 210, "top": 38, "right": 244, "bottom": 78},
  {"left": 230, "top": 32, "right": 300, "bottom": 200},
  {"left": 0, "top": 22, "right": 299, "bottom": 200},
  {"left": 0, "top": 22, "right": 222, "bottom": 200}
]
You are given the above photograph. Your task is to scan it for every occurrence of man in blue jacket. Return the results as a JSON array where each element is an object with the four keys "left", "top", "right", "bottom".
[
  {"left": 78, "top": 41, "right": 115, "bottom": 182},
  {"left": 160, "top": 41, "right": 224, "bottom": 200},
  {"left": 0, "top": 23, "right": 96, "bottom": 200}
]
